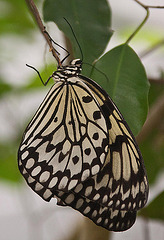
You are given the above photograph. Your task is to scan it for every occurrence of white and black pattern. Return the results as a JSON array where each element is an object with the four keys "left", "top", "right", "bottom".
[{"left": 18, "top": 59, "right": 149, "bottom": 231}]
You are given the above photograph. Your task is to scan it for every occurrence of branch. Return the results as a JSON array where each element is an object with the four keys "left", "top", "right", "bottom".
[
  {"left": 126, "top": 0, "right": 164, "bottom": 44},
  {"left": 136, "top": 93, "right": 164, "bottom": 143},
  {"left": 134, "top": 0, "right": 164, "bottom": 9},
  {"left": 149, "top": 77, "right": 164, "bottom": 85},
  {"left": 25, "top": 0, "right": 62, "bottom": 66},
  {"left": 125, "top": 8, "right": 149, "bottom": 44}
]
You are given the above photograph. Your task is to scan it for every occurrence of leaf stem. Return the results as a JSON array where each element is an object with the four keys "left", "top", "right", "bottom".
[{"left": 125, "top": 8, "right": 150, "bottom": 44}]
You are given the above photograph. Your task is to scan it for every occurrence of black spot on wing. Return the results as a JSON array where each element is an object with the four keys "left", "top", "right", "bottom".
[
  {"left": 93, "top": 132, "right": 99, "bottom": 140},
  {"left": 93, "top": 111, "right": 101, "bottom": 120},
  {"left": 84, "top": 148, "right": 91, "bottom": 155},
  {"left": 82, "top": 95, "right": 93, "bottom": 103},
  {"left": 54, "top": 117, "right": 58, "bottom": 122},
  {"left": 72, "top": 155, "right": 80, "bottom": 164}
]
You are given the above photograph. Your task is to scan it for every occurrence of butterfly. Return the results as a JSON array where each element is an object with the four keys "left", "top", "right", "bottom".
[{"left": 18, "top": 58, "right": 149, "bottom": 231}]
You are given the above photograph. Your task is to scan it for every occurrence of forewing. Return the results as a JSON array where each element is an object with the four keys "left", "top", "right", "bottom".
[{"left": 18, "top": 78, "right": 109, "bottom": 194}]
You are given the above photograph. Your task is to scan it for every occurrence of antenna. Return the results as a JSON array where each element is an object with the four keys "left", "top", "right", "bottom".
[
  {"left": 26, "top": 19, "right": 84, "bottom": 86},
  {"left": 26, "top": 64, "right": 53, "bottom": 86},
  {"left": 63, "top": 17, "right": 83, "bottom": 62}
]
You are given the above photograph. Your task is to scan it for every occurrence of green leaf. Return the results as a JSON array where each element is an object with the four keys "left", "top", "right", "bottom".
[
  {"left": 91, "top": 44, "right": 150, "bottom": 135},
  {"left": 140, "top": 191, "right": 164, "bottom": 221},
  {"left": 43, "top": 0, "right": 112, "bottom": 64},
  {"left": 0, "top": 0, "right": 36, "bottom": 35},
  {"left": 148, "top": 80, "right": 164, "bottom": 107},
  {"left": 0, "top": 80, "right": 12, "bottom": 98},
  {"left": 0, "top": 142, "right": 21, "bottom": 182}
]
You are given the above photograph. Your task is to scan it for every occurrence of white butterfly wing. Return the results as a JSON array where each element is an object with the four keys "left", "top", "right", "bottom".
[{"left": 18, "top": 78, "right": 109, "bottom": 195}]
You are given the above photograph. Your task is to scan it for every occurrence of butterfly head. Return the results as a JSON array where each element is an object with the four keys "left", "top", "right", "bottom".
[
  {"left": 53, "top": 59, "right": 82, "bottom": 82},
  {"left": 69, "top": 59, "right": 82, "bottom": 73},
  {"left": 62, "top": 58, "right": 82, "bottom": 75},
  {"left": 70, "top": 58, "right": 82, "bottom": 67}
]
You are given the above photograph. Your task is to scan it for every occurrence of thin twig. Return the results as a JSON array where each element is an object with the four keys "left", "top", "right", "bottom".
[
  {"left": 25, "top": 0, "right": 62, "bottom": 66},
  {"left": 134, "top": 0, "right": 164, "bottom": 9},
  {"left": 140, "top": 39, "right": 164, "bottom": 58},
  {"left": 149, "top": 77, "right": 164, "bottom": 84},
  {"left": 125, "top": 8, "right": 150, "bottom": 44},
  {"left": 132, "top": 1, "right": 164, "bottom": 145},
  {"left": 126, "top": 0, "right": 164, "bottom": 44}
]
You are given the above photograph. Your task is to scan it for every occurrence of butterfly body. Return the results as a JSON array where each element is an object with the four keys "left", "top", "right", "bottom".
[{"left": 18, "top": 59, "right": 148, "bottom": 231}]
